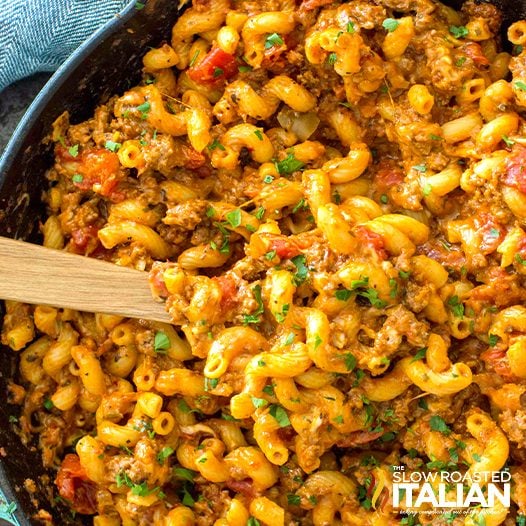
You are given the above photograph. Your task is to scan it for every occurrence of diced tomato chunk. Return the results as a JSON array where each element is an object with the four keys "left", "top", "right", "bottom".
[
  {"left": 56, "top": 146, "right": 123, "bottom": 200},
  {"left": 503, "top": 146, "right": 526, "bottom": 193},
  {"left": 373, "top": 161, "right": 404, "bottom": 195},
  {"left": 474, "top": 213, "right": 504, "bottom": 255},
  {"left": 55, "top": 454, "right": 97, "bottom": 515},
  {"left": 355, "top": 226, "right": 388, "bottom": 260},
  {"left": 460, "top": 42, "right": 490, "bottom": 66},
  {"left": 187, "top": 47, "right": 238, "bottom": 84},
  {"left": 71, "top": 225, "right": 100, "bottom": 255},
  {"left": 214, "top": 275, "right": 238, "bottom": 311},
  {"left": 481, "top": 347, "right": 514, "bottom": 380},
  {"left": 269, "top": 237, "right": 302, "bottom": 259}
]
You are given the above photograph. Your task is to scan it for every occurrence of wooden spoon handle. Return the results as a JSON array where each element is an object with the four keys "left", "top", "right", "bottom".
[{"left": 0, "top": 237, "right": 171, "bottom": 323}]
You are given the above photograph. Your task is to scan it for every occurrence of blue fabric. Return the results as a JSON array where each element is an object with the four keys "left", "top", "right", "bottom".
[{"left": 0, "top": 0, "right": 132, "bottom": 92}]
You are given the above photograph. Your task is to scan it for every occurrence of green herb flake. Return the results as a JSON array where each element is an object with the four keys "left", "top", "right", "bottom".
[
  {"left": 156, "top": 447, "right": 174, "bottom": 465},
  {"left": 263, "top": 175, "right": 274, "bottom": 184},
  {"left": 399, "top": 270, "right": 411, "bottom": 279},
  {"left": 265, "top": 250, "right": 276, "bottom": 261},
  {"left": 105, "top": 140, "right": 122, "bottom": 152},
  {"left": 135, "top": 1, "right": 145, "bottom": 10},
  {"left": 173, "top": 467, "right": 196, "bottom": 482},
  {"left": 255, "top": 206, "right": 265, "bottom": 219},
  {"left": 189, "top": 50, "right": 200, "bottom": 68},
  {"left": 430, "top": 415, "right": 452, "bottom": 435},
  {"left": 136, "top": 101, "right": 151, "bottom": 119},
  {"left": 413, "top": 163, "right": 427, "bottom": 173},
  {"left": 327, "top": 52, "right": 337, "bottom": 65},
  {"left": 71, "top": 174, "right": 84, "bottom": 184},
  {"left": 243, "top": 284, "right": 264, "bottom": 325},
  {"left": 502, "top": 135, "right": 515, "bottom": 147},
  {"left": 154, "top": 331, "right": 170, "bottom": 353},
  {"left": 380, "top": 194, "right": 388, "bottom": 204},
  {"left": 251, "top": 396, "right": 268, "bottom": 409},
  {"left": 287, "top": 494, "right": 301, "bottom": 505},
  {"left": 429, "top": 134, "right": 443, "bottom": 141},
  {"left": 382, "top": 18, "right": 399, "bottom": 32},
  {"left": 515, "top": 81, "right": 526, "bottom": 92},
  {"left": 411, "top": 347, "right": 427, "bottom": 363},
  {"left": 449, "top": 25, "right": 469, "bottom": 38},
  {"left": 68, "top": 144, "right": 79, "bottom": 157},
  {"left": 225, "top": 209, "right": 242, "bottom": 228},
  {"left": 335, "top": 288, "right": 352, "bottom": 301},
  {"left": 488, "top": 334, "right": 499, "bottom": 347},
  {"left": 269, "top": 404, "right": 291, "bottom": 427},
  {"left": 208, "top": 139, "right": 225, "bottom": 151},
  {"left": 291, "top": 254, "right": 309, "bottom": 286},
  {"left": 264, "top": 33, "right": 284, "bottom": 49},
  {"left": 43, "top": 398, "right": 54, "bottom": 410},
  {"left": 448, "top": 295, "right": 464, "bottom": 318},
  {"left": 213, "top": 67, "right": 224, "bottom": 78},
  {"left": 344, "top": 353, "right": 357, "bottom": 372},
  {"left": 347, "top": 21, "right": 355, "bottom": 33},
  {"left": 275, "top": 153, "right": 305, "bottom": 175},
  {"left": 238, "top": 65, "right": 252, "bottom": 73},
  {"left": 262, "top": 384, "right": 275, "bottom": 396},
  {"left": 205, "top": 378, "right": 219, "bottom": 391},
  {"left": 254, "top": 129, "right": 264, "bottom": 141},
  {"left": 455, "top": 57, "right": 467, "bottom": 67}
]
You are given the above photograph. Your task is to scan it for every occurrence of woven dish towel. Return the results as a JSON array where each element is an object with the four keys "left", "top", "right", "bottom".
[{"left": 0, "top": 0, "right": 131, "bottom": 93}]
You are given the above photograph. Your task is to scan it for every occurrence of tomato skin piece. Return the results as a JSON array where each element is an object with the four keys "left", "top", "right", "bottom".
[
  {"left": 460, "top": 42, "right": 489, "bottom": 66},
  {"left": 268, "top": 237, "right": 302, "bottom": 259},
  {"left": 503, "top": 146, "right": 526, "bottom": 193},
  {"left": 214, "top": 275, "right": 238, "bottom": 311},
  {"left": 373, "top": 161, "right": 404, "bottom": 195},
  {"left": 355, "top": 226, "right": 388, "bottom": 260},
  {"left": 481, "top": 347, "right": 514, "bottom": 381},
  {"left": 55, "top": 454, "right": 98, "bottom": 515},
  {"left": 187, "top": 47, "right": 237, "bottom": 84}
]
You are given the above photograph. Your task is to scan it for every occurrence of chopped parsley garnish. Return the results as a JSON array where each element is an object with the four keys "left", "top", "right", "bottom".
[
  {"left": 269, "top": 404, "right": 291, "bottom": 427},
  {"left": 213, "top": 67, "right": 224, "bottom": 78},
  {"left": 262, "top": 384, "right": 275, "bottom": 396},
  {"left": 328, "top": 52, "right": 337, "bottom": 65},
  {"left": 430, "top": 415, "right": 452, "bottom": 435},
  {"left": 263, "top": 175, "right": 274, "bottom": 183},
  {"left": 208, "top": 139, "right": 225, "bottom": 150},
  {"left": 515, "top": 81, "right": 526, "bottom": 91},
  {"left": 265, "top": 250, "right": 276, "bottom": 260},
  {"left": 429, "top": 134, "right": 443, "bottom": 141},
  {"left": 344, "top": 353, "right": 357, "bottom": 371},
  {"left": 247, "top": 518, "right": 261, "bottom": 526},
  {"left": 380, "top": 194, "right": 388, "bottom": 204},
  {"left": 291, "top": 254, "right": 309, "bottom": 285},
  {"left": 254, "top": 129, "right": 264, "bottom": 141},
  {"left": 399, "top": 270, "right": 411, "bottom": 279},
  {"left": 135, "top": 1, "right": 145, "bottom": 10},
  {"left": 72, "top": 174, "right": 84, "bottom": 184},
  {"left": 265, "top": 33, "right": 284, "bottom": 49},
  {"left": 502, "top": 135, "right": 515, "bottom": 147},
  {"left": 423, "top": 183, "right": 433, "bottom": 196},
  {"left": 413, "top": 163, "right": 427, "bottom": 173},
  {"left": 136, "top": 101, "right": 151, "bottom": 119},
  {"left": 205, "top": 378, "right": 219, "bottom": 391},
  {"left": 275, "top": 153, "right": 305, "bottom": 175},
  {"left": 275, "top": 304, "right": 290, "bottom": 323},
  {"left": 382, "top": 18, "right": 399, "bottom": 32},
  {"left": 449, "top": 25, "right": 469, "bottom": 38},
  {"left": 105, "top": 140, "right": 122, "bottom": 152},
  {"left": 251, "top": 396, "right": 268, "bottom": 409},
  {"left": 173, "top": 467, "right": 197, "bottom": 482},
  {"left": 488, "top": 334, "right": 499, "bottom": 347},
  {"left": 243, "top": 285, "right": 264, "bottom": 325},
  {"left": 154, "top": 331, "right": 170, "bottom": 353},
  {"left": 225, "top": 209, "right": 242, "bottom": 228},
  {"left": 410, "top": 347, "right": 427, "bottom": 363},
  {"left": 156, "top": 447, "right": 174, "bottom": 465},
  {"left": 516, "top": 253, "right": 526, "bottom": 265},
  {"left": 335, "top": 288, "right": 353, "bottom": 301},
  {"left": 448, "top": 295, "right": 464, "bottom": 318},
  {"left": 255, "top": 206, "right": 265, "bottom": 219},
  {"left": 189, "top": 50, "right": 200, "bottom": 67},
  {"left": 68, "top": 144, "right": 79, "bottom": 157},
  {"left": 347, "top": 21, "right": 355, "bottom": 33},
  {"left": 43, "top": 398, "right": 54, "bottom": 410},
  {"left": 455, "top": 57, "right": 467, "bottom": 67},
  {"left": 238, "top": 65, "right": 252, "bottom": 73},
  {"left": 287, "top": 494, "right": 301, "bottom": 505}
]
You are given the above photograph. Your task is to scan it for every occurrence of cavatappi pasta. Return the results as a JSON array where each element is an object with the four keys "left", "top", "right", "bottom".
[{"left": 4, "top": 0, "right": 526, "bottom": 524}]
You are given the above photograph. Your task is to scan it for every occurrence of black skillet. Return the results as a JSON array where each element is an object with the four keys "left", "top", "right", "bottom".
[{"left": 0, "top": 0, "right": 525, "bottom": 523}]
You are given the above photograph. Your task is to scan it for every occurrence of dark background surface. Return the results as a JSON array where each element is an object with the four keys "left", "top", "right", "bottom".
[{"left": 0, "top": 74, "right": 50, "bottom": 154}]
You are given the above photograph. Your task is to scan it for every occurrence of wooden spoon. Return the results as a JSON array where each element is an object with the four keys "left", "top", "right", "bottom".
[{"left": 0, "top": 236, "right": 171, "bottom": 323}]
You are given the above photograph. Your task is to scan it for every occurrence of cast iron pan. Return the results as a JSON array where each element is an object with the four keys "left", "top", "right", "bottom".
[{"left": 0, "top": 0, "right": 525, "bottom": 524}]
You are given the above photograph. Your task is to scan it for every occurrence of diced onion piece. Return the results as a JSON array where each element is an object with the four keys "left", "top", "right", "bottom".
[{"left": 277, "top": 108, "right": 320, "bottom": 141}]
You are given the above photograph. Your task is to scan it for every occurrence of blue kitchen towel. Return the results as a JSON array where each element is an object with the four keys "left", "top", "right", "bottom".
[{"left": 0, "top": 0, "right": 132, "bottom": 93}]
